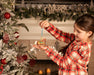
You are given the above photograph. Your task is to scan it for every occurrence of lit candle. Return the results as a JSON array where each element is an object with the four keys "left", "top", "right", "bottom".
[
  {"left": 47, "top": 68, "right": 51, "bottom": 75},
  {"left": 39, "top": 70, "right": 43, "bottom": 75}
]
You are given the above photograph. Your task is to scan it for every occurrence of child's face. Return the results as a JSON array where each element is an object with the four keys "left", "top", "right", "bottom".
[{"left": 73, "top": 24, "right": 92, "bottom": 42}]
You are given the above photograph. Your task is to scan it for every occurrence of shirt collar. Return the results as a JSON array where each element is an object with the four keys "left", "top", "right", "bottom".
[{"left": 75, "top": 40, "right": 92, "bottom": 46}]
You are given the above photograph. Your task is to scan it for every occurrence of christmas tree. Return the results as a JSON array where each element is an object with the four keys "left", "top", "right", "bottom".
[{"left": 0, "top": 0, "right": 37, "bottom": 75}]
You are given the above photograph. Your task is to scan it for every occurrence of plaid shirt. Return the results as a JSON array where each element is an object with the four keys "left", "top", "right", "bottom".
[{"left": 43, "top": 23, "right": 92, "bottom": 75}]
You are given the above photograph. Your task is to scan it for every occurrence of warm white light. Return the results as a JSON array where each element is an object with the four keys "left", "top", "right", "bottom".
[
  {"left": 47, "top": 68, "right": 51, "bottom": 73},
  {"left": 39, "top": 70, "right": 43, "bottom": 75}
]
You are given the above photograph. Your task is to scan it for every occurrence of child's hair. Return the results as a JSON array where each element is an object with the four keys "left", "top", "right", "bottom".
[
  {"left": 75, "top": 14, "right": 94, "bottom": 37},
  {"left": 59, "top": 14, "right": 94, "bottom": 55}
]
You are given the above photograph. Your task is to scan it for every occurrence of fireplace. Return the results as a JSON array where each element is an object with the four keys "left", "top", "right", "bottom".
[{"left": 29, "top": 60, "right": 58, "bottom": 75}]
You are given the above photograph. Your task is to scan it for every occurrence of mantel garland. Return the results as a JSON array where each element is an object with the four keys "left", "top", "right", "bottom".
[{"left": 15, "top": 3, "right": 94, "bottom": 21}]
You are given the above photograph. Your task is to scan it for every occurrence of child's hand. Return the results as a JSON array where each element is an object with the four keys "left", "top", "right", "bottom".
[
  {"left": 33, "top": 44, "right": 47, "bottom": 50},
  {"left": 39, "top": 20, "right": 50, "bottom": 28}
]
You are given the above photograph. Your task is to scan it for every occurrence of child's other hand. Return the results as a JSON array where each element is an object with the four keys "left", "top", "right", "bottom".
[
  {"left": 39, "top": 20, "right": 50, "bottom": 28},
  {"left": 33, "top": 44, "right": 48, "bottom": 50}
]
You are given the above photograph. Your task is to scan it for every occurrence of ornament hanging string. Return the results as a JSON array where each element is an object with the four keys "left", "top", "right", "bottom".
[{"left": 41, "top": 28, "right": 43, "bottom": 39}]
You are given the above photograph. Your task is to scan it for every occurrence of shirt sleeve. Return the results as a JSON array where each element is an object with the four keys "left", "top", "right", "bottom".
[
  {"left": 44, "top": 45, "right": 90, "bottom": 69},
  {"left": 45, "top": 23, "right": 75, "bottom": 43}
]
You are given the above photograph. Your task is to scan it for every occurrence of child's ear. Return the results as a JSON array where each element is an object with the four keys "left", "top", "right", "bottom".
[{"left": 88, "top": 31, "right": 93, "bottom": 37}]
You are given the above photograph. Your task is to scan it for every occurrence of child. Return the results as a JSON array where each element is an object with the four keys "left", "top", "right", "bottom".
[{"left": 33, "top": 14, "right": 94, "bottom": 75}]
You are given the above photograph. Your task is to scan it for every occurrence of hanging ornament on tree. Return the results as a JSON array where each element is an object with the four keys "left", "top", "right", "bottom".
[
  {"left": 0, "top": 65, "right": 3, "bottom": 74},
  {"left": 22, "top": 55, "right": 28, "bottom": 60},
  {"left": 4, "top": 12, "right": 11, "bottom": 19},
  {"left": 14, "top": 42, "right": 17, "bottom": 45},
  {"left": 29, "top": 59, "right": 36, "bottom": 67},
  {"left": 14, "top": 32, "right": 19, "bottom": 38},
  {"left": 1, "top": 58, "right": 7, "bottom": 65},
  {"left": 3, "top": 33, "right": 9, "bottom": 44}
]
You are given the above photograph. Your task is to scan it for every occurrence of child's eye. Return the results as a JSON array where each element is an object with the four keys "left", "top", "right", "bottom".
[{"left": 77, "top": 30, "right": 81, "bottom": 33}]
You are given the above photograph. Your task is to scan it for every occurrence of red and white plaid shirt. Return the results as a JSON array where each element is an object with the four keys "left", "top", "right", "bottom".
[{"left": 43, "top": 23, "right": 92, "bottom": 75}]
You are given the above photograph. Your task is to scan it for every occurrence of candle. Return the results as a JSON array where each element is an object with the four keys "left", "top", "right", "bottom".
[
  {"left": 39, "top": 70, "right": 43, "bottom": 75},
  {"left": 47, "top": 68, "right": 51, "bottom": 75}
]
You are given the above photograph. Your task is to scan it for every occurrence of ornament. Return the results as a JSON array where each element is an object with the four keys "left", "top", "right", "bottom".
[
  {"left": 16, "top": 55, "right": 28, "bottom": 64},
  {"left": 0, "top": 65, "right": 3, "bottom": 74},
  {"left": 37, "top": 28, "right": 46, "bottom": 45},
  {"left": 3, "top": 33, "right": 9, "bottom": 44},
  {"left": 29, "top": 59, "right": 36, "bottom": 67},
  {"left": 14, "top": 42, "right": 17, "bottom": 45},
  {"left": 14, "top": 32, "right": 19, "bottom": 38},
  {"left": 16, "top": 56, "right": 24, "bottom": 64},
  {"left": 4, "top": 12, "right": 11, "bottom": 19},
  {"left": 1, "top": 58, "right": 7, "bottom": 64},
  {"left": 22, "top": 55, "right": 27, "bottom": 60}
]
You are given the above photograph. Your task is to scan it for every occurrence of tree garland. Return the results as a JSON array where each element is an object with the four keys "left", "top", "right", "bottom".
[{"left": 15, "top": 4, "right": 94, "bottom": 21}]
